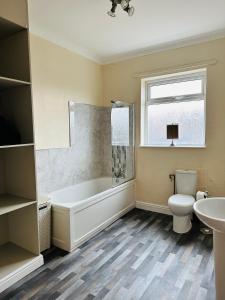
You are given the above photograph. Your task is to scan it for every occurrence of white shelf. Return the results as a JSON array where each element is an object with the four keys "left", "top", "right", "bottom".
[
  {"left": 0, "top": 243, "right": 43, "bottom": 293},
  {"left": 0, "top": 243, "right": 36, "bottom": 280},
  {"left": 0, "top": 17, "right": 24, "bottom": 40},
  {"left": 0, "top": 76, "right": 30, "bottom": 90},
  {"left": 0, "top": 143, "right": 34, "bottom": 149},
  {"left": 0, "top": 195, "right": 36, "bottom": 216}
]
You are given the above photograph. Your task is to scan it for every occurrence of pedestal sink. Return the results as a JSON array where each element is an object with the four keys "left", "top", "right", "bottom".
[{"left": 194, "top": 198, "right": 225, "bottom": 300}]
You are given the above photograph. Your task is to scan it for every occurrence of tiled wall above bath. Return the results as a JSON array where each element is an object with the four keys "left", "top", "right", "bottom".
[{"left": 35, "top": 103, "right": 112, "bottom": 196}]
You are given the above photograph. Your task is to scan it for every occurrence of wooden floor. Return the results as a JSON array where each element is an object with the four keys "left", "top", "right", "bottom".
[{"left": 0, "top": 209, "right": 215, "bottom": 300}]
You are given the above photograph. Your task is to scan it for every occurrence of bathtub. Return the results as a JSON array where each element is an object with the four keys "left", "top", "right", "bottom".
[{"left": 49, "top": 177, "right": 135, "bottom": 252}]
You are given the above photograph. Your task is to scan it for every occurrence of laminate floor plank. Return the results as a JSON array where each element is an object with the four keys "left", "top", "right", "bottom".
[{"left": 0, "top": 209, "right": 215, "bottom": 300}]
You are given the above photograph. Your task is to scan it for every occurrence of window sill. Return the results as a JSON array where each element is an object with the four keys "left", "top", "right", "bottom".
[{"left": 139, "top": 144, "right": 206, "bottom": 149}]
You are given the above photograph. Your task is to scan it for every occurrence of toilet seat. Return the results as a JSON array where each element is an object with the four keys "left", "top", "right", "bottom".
[{"left": 168, "top": 194, "right": 195, "bottom": 216}]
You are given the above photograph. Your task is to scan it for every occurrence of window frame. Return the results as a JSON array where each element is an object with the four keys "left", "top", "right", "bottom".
[{"left": 140, "top": 68, "right": 207, "bottom": 148}]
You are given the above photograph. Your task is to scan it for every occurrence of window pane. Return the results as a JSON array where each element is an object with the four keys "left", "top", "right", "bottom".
[
  {"left": 150, "top": 80, "right": 202, "bottom": 99},
  {"left": 112, "top": 107, "right": 129, "bottom": 146},
  {"left": 147, "top": 100, "right": 205, "bottom": 146}
]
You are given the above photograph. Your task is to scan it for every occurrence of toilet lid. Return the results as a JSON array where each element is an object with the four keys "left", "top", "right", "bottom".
[{"left": 168, "top": 194, "right": 195, "bottom": 208}]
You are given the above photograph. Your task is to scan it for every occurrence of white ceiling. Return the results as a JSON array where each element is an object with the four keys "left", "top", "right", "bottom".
[{"left": 28, "top": 0, "right": 225, "bottom": 64}]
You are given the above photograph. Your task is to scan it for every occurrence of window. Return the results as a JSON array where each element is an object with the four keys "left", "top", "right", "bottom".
[{"left": 141, "top": 69, "right": 206, "bottom": 147}]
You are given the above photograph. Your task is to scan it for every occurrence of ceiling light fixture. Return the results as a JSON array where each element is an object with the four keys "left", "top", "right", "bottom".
[{"left": 107, "top": 0, "right": 135, "bottom": 17}]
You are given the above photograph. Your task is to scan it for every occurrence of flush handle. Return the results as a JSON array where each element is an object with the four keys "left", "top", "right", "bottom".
[{"left": 169, "top": 174, "right": 176, "bottom": 194}]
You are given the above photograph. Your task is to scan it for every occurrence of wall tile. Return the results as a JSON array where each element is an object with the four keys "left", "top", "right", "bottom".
[{"left": 35, "top": 103, "right": 112, "bottom": 195}]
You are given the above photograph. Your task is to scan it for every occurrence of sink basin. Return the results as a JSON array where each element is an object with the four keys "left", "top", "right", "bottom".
[
  {"left": 194, "top": 197, "right": 225, "bottom": 233},
  {"left": 194, "top": 197, "right": 225, "bottom": 300}
]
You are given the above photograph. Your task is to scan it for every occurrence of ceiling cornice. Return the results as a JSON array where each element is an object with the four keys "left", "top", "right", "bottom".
[
  {"left": 102, "top": 29, "right": 225, "bottom": 65},
  {"left": 30, "top": 28, "right": 225, "bottom": 66},
  {"left": 30, "top": 28, "right": 103, "bottom": 64}
]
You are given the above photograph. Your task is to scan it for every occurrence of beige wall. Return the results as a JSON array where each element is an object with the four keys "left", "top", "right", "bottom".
[
  {"left": 103, "top": 38, "right": 225, "bottom": 205},
  {"left": 29, "top": 34, "right": 103, "bottom": 149},
  {"left": 30, "top": 33, "right": 225, "bottom": 205}
]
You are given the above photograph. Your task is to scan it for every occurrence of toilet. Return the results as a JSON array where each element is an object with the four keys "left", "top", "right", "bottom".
[{"left": 168, "top": 170, "right": 197, "bottom": 234}]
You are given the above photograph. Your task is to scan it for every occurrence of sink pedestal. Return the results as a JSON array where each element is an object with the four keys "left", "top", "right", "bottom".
[
  {"left": 213, "top": 231, "right": 225, "bottom": 300},
  {"left": 194, "top": 198, "right": 225, "bottom": 300}
]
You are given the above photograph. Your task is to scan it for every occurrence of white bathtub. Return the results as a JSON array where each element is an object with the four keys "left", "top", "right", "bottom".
[{"left": 49, "top": 177, "right": 135, "bottom": 252}]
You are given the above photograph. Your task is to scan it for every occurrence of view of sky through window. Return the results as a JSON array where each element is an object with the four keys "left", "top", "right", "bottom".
[{"left": 150, "top": 79, "right": 202, "bottom": 99}]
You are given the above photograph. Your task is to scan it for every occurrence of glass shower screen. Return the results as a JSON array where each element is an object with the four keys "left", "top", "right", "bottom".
[{"left": 111, "top": 101, "right": 135, "bottom": 187}]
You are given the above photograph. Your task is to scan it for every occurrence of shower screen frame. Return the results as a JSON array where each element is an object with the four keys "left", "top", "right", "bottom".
[{"left": 111, "top": 101, "right": 135, "bottom": 187}]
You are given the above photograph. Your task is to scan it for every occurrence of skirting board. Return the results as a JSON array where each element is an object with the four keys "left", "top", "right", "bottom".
[
  {"left": 136, "top": 201, "right": 172, "bottom": 215},
  {"left": 0, "top": 254, "right": 44, "bottom": 293}
]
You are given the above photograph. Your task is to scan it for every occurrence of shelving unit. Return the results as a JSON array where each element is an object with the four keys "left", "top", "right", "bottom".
[
  {"left": 0, "top": 16, "right": 24, "bottom": 39},
  {"left": 0, "top": 0, "right": 43, "bottom": 293},
  {"left": 0, "top": 143, "right": 34, "bottom": 149},
  {"left": 0, "top": 195, "right": 36, "bottom": 215},
  {"left": 0, "top": 76, "right": 30, "bottom": 90},
  {"left": 0, "top": 243, "right": 40, "bottom": 281}
]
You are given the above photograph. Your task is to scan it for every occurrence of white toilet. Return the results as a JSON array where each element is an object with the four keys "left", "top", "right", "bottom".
[{"left": 168, "top": 170, "right": 197, "bottom": 234}]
